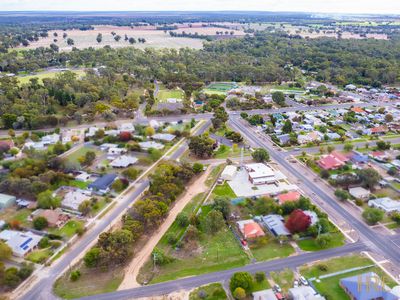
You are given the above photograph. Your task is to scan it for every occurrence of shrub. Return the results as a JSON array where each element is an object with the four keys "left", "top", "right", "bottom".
[
  {"left": 233, "top": 287, "right": 246, "bottom": 299},
  {"left": 70, "top": 270, "right": 81, "bottom": 281},
  {"left": 318, "top": 264, "right": 328, "bottom": 272},
  {"left": 33, "top": 216, "right": 48, "bottom": 230},
  {"left": 38, "top": 237, "right": 50, "bottom": 249},
  {"left": 230, "top": 271, "right": 253, "bottom": 293},
  {"left": 255, "top": 272, "right": 266, "bottom": 283}
]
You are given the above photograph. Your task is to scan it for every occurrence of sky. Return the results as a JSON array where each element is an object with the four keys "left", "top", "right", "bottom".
[{"left": 0, "top": 0, "right": 399, "bottom": 15}]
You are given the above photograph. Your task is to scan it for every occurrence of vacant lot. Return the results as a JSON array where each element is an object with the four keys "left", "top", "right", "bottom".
[
  {"left": 17, "top": 25, "right": 246, "bottom": 51},
  {"left": 156, "top": 88, "right": 185, "bottom": 102}
]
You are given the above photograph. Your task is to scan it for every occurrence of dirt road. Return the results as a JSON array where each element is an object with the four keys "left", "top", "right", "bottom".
[{"left": 118, "top": 166, "right": 213, "bottom": 290}]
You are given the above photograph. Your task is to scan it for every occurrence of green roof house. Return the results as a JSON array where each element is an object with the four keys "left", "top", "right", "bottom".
[{"left": 0, "top": 193, "right": 16, "bottom": 209}]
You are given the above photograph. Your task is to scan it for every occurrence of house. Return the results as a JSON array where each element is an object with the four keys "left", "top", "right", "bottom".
[
  {"left": 99, "top": 143, "right": 118, "bottom": 152},
  {"left": 118, "top": 123, "right": 135, "bottom": 133},
  {"left": 277, "top": 191, "right": 301, "bottom": 205},
  {"left": 221, "top": 165, "right": 237, "bottom": 181},
  {"left": 276, "top": 134, "right": 291, "bottom": 145},
  {"left": 62, "top": 129, "right": 81, "bottom": 143},
  {"left": 351, "top": 107, "right": 365, "bottom": 114},
  {"left": 41, "top": 133, "right": 60, "bottom": 145},
  {"left": 138, "top": 141, "right": 165, "bottom": 151},
  {"left": 369, "top": 126, "right": 388, "bottom": 135},
  {"left": 237, "top": 220, "right": 265, "bottom": 239},
  {"left": 0, "top": 230, "right": 41, "bottom": 257},
  {"left": 260, "top": 215, "right": 290, "bottom": 237},
  {"left": 0, "top": 193, "right": 16, "bottom": 209},
  {"left": 245, "top": 163, "right": 277, "bottom": 185},
  {"left": 107, "top": 147, "right": 127, "bottom": 157},
  {"left": 30, "top": 208, "right": 70, "bottom": 228},
  {"left": 104, "top": 129, "right": 120, "bottom": 137},
  {"left": 326, "top": 132, "right": 341, "bottom": 140},
  {"left": 149, "top": 120, "right": 161, "bottom": 129},
  {"left": 340, "top": 272, "right": 399, "bottom": 300},
  {"left": 369, "top": 151, "right": 389, "bottom": 162},
  {"left": 75, "top": 171, "right": 91, "bottom": 182},
  {"left": 318, "top": 153, "right": 346, "bottom": 170},
  {"left": 252, "top": 289, "right": 277, "bottom": 300},
  {"left": 88, "top": 173, "right": 117, "bottom": 195},
  {"left": 23, "top": 140, "right": 47, "bottom": 151},
  {"left": 350, "top": 152, "right": 369, "bottom": 164},
  {"left": 110, "top": 155, "right": 138, "bottom": 168},
  {"left": 345, "top": 84, "right": 357, "bottom": 90},
  {"left": 368, "top": 197, "right": 400, "bottom": 213},
  {"left": 152, "top": 133, "right": 176, "bottom": 142},
  {"left": 289, "top": 286, "right": 324, "bottom": 300},
  {"left": 349, "top": 187, "right": 371, "bottom": 200},
  {"left": 61, "top": 188, "right": 91, "bottom": 211},
  {"left": 86, "top": 126, "right": 104, "bottom": 138}
]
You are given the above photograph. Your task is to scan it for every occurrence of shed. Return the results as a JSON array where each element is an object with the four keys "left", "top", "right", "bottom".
[{"left": 0, "top": 193, "right": 16, "bottom": 209}]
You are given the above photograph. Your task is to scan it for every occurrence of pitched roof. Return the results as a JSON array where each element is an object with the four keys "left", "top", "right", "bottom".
[
  {"left": 371, "top": 126, "right": 388, "bottom": 133},
  {"left": 351, "top": 107, "right": 364, "bottom": 113},
  {"left": 88, "top": 173, "right": 117, "bottom": 190},
  {"left": 318, "top": 154, "right": 346, "bottom": 170},
  {"left": 243, "top": 222, "right": 265, "bottom": 239}
]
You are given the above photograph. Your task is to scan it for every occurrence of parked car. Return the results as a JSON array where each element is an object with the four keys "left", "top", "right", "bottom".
[
  {"left": 274, "top": 284, "right": 282, "bottom": 293},
  {"left": 294, "top": 280, "right": 299, "bottom": 288},
  {"left": 275, "top": 293, "right": 285, "bottom": 300},
  {"left": 299, "top": 275, "right": 309, "bottom": 285}
]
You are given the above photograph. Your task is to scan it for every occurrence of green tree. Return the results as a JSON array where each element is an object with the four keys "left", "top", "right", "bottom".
[
  {"left": 233, "top": 287, "right": 246, "bottom": 299},
  {"left": 122, "top": 167, "right": 140, "bottom": 180},
  {"left": 33, "top": 216, "right": 48, "bottom": 230},
  {"left": 334, "top": 189, "right": 350, "bottom": 201},
  {"left": 0, "top": 241, "right": 12, "bottom": 260},
  {"left": 192, "top": 162, "right": 204, "bottom": 174},
  {"left": 343, "top": 142, "right": 353, "bottom": 152},
  {"left": 230, "top": 271, "right": 253, "bottom": 293},
  {"left": 315, "top": 233, "right": 332, "bottom": 248},
  {"left": 212, "top": 196, "right": 231, "bottom": 219},
  {"left": 282, "top": 119, "right": 293, "bottom": 134},
  {"left": 255, "top": 272, "right": 266, "bottom": 283},
  {"left": 37, "top": 190, "right": 61, "bottom": 209},
  {"left": 84, "top": 247, "right": 101, "bottom": 268},
  {"left": 251, "top": 148, "right": 270, "bottom": 162},
  {"left": 362, "top": 208, "right": 384, "bottom": 225},
  {"left": 357, "top": 168, "right": 380, "bottom": 190},
  {"left": 204, "top": 210, "right": 225, "bottom": 234},
  {"left": 176, "top": 212, "right": 189, "bottom": 227},
  {"left": 188, "top": 134, "right": 215, "bottom": 158},
  {"left": 272, "top": 91, "right": 286, "bottom": 106}
]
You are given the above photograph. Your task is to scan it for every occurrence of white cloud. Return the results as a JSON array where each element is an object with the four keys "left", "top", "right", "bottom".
[{"left": 0, "top": 0, "right": 399, "bottom": 14}]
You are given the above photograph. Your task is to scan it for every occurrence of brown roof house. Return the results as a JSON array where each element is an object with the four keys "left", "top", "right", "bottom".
[{"left": 31, "top": 208, "right": 70, "bottom": 228}]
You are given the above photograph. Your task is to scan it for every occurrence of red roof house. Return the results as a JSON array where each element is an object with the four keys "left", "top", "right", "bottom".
[
  {"left": 318, "top": 153, "right": 347, "bottom": 170},
  {"left": 277, "top": 191, "right": 301, "bottom": 204},
  {"left": 370, "top": 126, "right": 388, "bottom": 134},
  {"left": 351, "top": 107, "right": 365, "bottom": 114},
  {"left": 237, "top": 220, "right": 265, "bottom": 239}
]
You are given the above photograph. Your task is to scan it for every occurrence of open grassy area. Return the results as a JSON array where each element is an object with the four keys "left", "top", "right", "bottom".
[
  {"left": 65, "top": 146, "right": 101, "bottom": 169},
  {"left": 156, "top": 89, "right": 185, "bottom": 102},
  {"left": 26, "top": 248, "right": 53, "bottom": 264},
  {"left": 250, "top": 240, "right": 295, "bottom": 261},
  {"left": 189, "top": 283, "right": 227, "bottom": 300},
  {"left": 142, "top": 226, "right": 249, "bottom": 284},
  {"left": 205, "top": 164, "right": 225, "bottom": 188},
  {"left": 212, "top": 182, "right": 237, "bottom": 199},
  {"left": 0, "top": 208, "right": 32, "bottom": 226},
  {"left": 48, "top": 220, "right": 84, "bottom": 239},
  {"left": 270, "top": 268, "right": 294, "bottom": 293},
  {"left": 17, "top": 69, "right": 85, "bottom": 84},
  {"left": 213, "top": 145, "right": 250, "bottom": 159},
  {"left": 299, "top": 254, "right": 397, "bottom": 300},
  {"left": 297, "top": 232, "right": 345, "bottom": 252},
  {"left": 68, "top": 179, "right": 90, "bottom": 189},
  {"left": 252, "top": 277, "right": 271, "bottom": 292},
  {"left": 53, "top": 265, "right": 124, "bottom": 299}
]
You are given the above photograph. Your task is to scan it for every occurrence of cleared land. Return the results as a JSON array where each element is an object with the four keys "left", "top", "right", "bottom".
[
  {"left": 17, "top": 69, "right": 86, "bottom": 84},
  {"left": 17, "top": 25, "right": 246, "bottom": 51}
]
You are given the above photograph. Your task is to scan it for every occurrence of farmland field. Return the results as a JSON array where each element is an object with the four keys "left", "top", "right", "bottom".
[{"left": 17, "top": 24, "right": 246, "bottom": 51}]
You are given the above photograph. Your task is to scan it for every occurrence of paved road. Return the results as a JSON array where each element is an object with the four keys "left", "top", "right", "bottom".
[
  {"left": 78, "top": 242, "right": 366, "bottom": 300},
  {"left": 229, "top": 116, "right": 400, "bottom": 267},
  {"left": 18, "top": 121, "right": 211, "bottom": 300}
]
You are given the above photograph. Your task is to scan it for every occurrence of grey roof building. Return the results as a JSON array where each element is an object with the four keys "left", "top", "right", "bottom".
[{"left": 260, "top": 214, "right": 290, "bottom": 236}]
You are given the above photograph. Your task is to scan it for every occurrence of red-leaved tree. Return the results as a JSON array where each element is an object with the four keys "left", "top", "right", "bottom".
[
  {"left": 285, "top": 209, "right": 311, "bottom": 234},
  {"left": 119, "top": 131, "right": 132, "bottom": 142}
]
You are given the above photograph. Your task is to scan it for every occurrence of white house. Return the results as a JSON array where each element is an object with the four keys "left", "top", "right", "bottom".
[
  {"left": 107, "top": 147, "right": 127, "bottom": 157},
  {"left": 41, "top": 133, "right": 60, "bottom": 145},
  {"left": 139, "top": 141, "right": 165, "bottom": 151},
  {"left": 0, "top": 230, "right": 41, "bottom": 257},
  {"left": 368, "top": 197, "right": 400, "bottom": 213},
  {"left": 118, "top": 123, "right": 135, "bottom": 133},
  {"left": 152, "top": 133, "right": 176, "bottom": 142},
  {"left": 349, "top": 187, "right": 370, "bottom": 200},
  {"left": 110, "top": 155, "right": 138, "bottom": 168},
  {"left": 245, "top": 163, "right": 277, "bottom": 185}
]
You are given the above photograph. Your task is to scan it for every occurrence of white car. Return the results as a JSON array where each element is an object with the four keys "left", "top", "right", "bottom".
[
  {"left": 294, "top": 280, "right": 299, "bottom": 288},
  {"left": 300, "top": 276, "right": 309, "bottom": 285}
]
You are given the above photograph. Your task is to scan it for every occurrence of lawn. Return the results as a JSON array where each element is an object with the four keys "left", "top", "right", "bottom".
[
  {"left": 26, "top": 248, "right": 53, "bottom": 264},
  {"left": 270, "top": 268, "right": 294, "bottom": 293},
  {"left": 212, "top": 182, "right": 237, "bottom": 199},
  {"left": 299, "top": 254, "right": 397, "bottom": 299},
  {"left": 68, "top": 179, "right": 90, "bottom": 189},
  {"left": 213, "top": 145, "right": 249, "bottom": 159},
  {"left": 17, "top": 69, "right": 85, "bottom": 85},
  {"left": 53, "top": 265, "right": 124, "bottom": 299},
  {"left": 141, "top": 227, "right": 249, "bottom": 284},
  {"left": 252, "top": 277, "right": 271, "bottom": 292},
  {"left": 156, "top": 89, "right": 184, "bottom": 102},
  {"left": 49, "top": 220, "right": 84, "bottom": 239},
  {"left": 65, "top": 146, "right": 101, "bottom": 169},
  {"left": 250, "top": 240, "right": 295, "bottom": 261},
  {"left": 189, "top": 283, "right": 227, "bottom": 300},
  {"left": 297, "top": 232, "right": 345, "bottom": 252}
]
